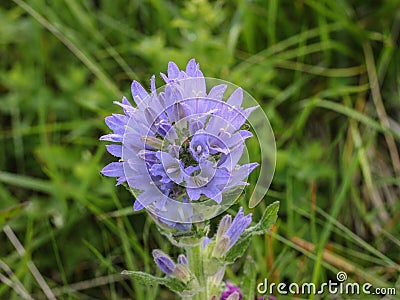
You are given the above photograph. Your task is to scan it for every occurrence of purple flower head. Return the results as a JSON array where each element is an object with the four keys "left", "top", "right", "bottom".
[{"left": 100, "top": 59, "right": 259, "bottom": 228}]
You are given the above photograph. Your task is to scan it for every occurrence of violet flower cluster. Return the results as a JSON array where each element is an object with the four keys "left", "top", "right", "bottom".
[
  {"left": 100, "top": 59, "right": 258, "bottom": 228},
  {"left": 100, "top": 59, "right": 279, "bottom": 300}
]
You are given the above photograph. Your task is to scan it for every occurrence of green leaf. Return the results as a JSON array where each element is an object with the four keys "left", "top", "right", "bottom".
[
  {"left": 0, "top": 202, "right": 30, "bottom": 228},
  {"left": 224, "top": 232, "right": 252, "bottom": 264},
  {"left": 252, "top": 201, "right": 279, "bottom": 234},
  {"left": 240, "top": 256, "right": 257, "bottom": 300},
  {"left": 121, "top": 270, "right": 186, "bottom": 293},
  {"left": 121, "top": 271, "right": 163, "bottom": 286}
]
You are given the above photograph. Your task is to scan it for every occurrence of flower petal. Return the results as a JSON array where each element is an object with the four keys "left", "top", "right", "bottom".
[
  {"left": 168, "top": 61, "right": 180, "bottom": 79},
  {"left": 185, "top": 58, "right": 198, "bottom": 77},
  {"left": 99, "top": 133, "right": 123, "bottom": 142},
  {"left": 208, "top": 84, "right": 227, "bottom": 101},
  {"left": 101, "top": 162, "right": 124, "bottom": 178},
  {"left": 106, "top": 144, "right": 122, "bottom": 157},
  {"left": 227, "top": 88, "right": 243, "bottom": 107},
  {"left": 133, "top": 200, "right": 144, "bottom": 211},
  {"left": 105, "top": 114, "right": 127, "bottom": 133},
  {"left": 131, "top": 80, "right": 149, "bottom": 106}
]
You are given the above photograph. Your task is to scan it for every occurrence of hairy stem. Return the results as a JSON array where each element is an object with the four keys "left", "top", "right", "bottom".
[{"left": 185, "top": 241, "right": 207, "bottom": 300}]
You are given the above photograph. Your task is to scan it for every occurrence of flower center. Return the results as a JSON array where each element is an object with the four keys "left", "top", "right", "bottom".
[{"left": 196, "top": 145, "right": 202, "bottom": 153}]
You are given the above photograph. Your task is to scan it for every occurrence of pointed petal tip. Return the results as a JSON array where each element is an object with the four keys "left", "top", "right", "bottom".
[
  {"left": 188, "top": 58, "right": 196, "bottom": 63},
  {"left": 150, "top": 75, "right": 156, "bottom": 93},
  {"left": 167, "top": 61, "right": 180, "bottom": 79},
  {"left": 131, "top": 80, "right": 149, "bottom": 105},
  {"left": 121, "top": 96, "right": 132, "bottom": 106},
  {"left": 185, "top": 58, "right": 199, "bottom": 77},
  {"left": 133, "top": 200, "right": 144, "bottom": 211},
  {"left": 160, "top": 72, "right": 168, "bottom": 83},
  {"left": 116, "top": 177, "right": 126, "bottom": 185},
  {"left": 105, "top": 144, "right": 122, "bottom": 157}
]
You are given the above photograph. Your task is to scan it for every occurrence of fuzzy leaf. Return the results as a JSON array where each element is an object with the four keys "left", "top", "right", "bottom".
[
  {"left": 252, "top": 201, "right": 279, "bottom": 234},
  {"left": 121, "top": 270, "right": 186, "bottom": 293},
  {"left": 224, "top": 232, "right": 252, "bottom": 264}
]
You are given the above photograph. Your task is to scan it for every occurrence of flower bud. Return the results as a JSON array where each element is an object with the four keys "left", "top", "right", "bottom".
[
  {"left": 216, "top": 215, "right": 232, "bottom": 241},
  {"left": 212, "top": 235, "right": 230, "bottom": 258},
  {"left": 224, "top": 207, "right": 252, "bottom": 251},
  {"left": 177, "top": 254, "right": 188, "bottom": 265},
  {"left": 172, "top": 265, "right": 191, "bottom": 283},
  {"left": 152, "top": 249, "right": 176, "bottom": 276}
]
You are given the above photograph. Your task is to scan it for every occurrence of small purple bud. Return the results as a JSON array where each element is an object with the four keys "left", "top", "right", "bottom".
[
  {"left": 177, "top": 254, "right": 188, "bottom": 265},
  {"left": 152, "top": 249, "right": 176, "bottom": 276}
]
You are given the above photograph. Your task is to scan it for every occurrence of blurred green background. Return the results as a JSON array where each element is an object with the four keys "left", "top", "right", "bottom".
[{"left": 1, "top": 0, "right": 399, "bottom": 299}]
